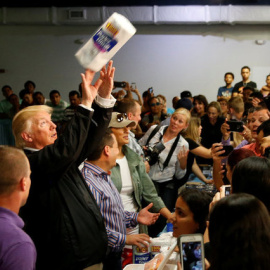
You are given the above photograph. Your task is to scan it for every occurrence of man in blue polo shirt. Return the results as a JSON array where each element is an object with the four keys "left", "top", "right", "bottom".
[{"left": 0, "top": 146, "right": 36, "bottom": 270}]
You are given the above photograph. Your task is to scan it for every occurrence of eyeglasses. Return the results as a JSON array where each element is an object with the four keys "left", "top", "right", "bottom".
[
  {"left": 116, "top": 113, "right": 128, "bottom": 122},
  {"left": 150, "top": 102, "right": 160, "bottom": 107}
]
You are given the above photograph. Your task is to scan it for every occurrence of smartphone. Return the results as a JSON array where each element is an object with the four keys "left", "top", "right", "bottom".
[
  {"left": 221, "top": 184, "right": 231, "bottom": 196},
  {"left": 178, "top": 234, "right": 205, "bottom": 270},
  {"left": 114, "top": 81, "right": 126, "bottom": 88},
  {"left": 227, "top": 120, "right": 244, "bottom": 132},
  {"left": 131, "top": 82, "right": 137, "bottom": 89},
  {"left": 148, "top": 87, "right": 153, "bottom": 93},
  {"left": 220, "top": 145, "right": 234, "bottom": 157}
]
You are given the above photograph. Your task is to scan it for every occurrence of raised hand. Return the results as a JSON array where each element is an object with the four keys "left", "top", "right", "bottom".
[
  {"left": 177, "top": 145, "right": 189, "bottom": 169},
  {"left": 80, "top": 69, "right": 103, "bottom": 108},
  {"left": 98, "top": 60, "right": 115, "bottom": 99},
  {"left": 137, "top": 203, "right": 160, "bottom": 226},
  {"left": 221, "top": 119, "right": 231, "bottom": 140},
  {"left": 240, "top": 125, "right": 252, "bottom": 143}
]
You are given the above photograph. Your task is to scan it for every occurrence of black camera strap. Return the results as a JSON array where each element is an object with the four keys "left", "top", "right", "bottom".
[
  {"left": 146, "top": 124, "right": 162, "bottom": 145},
  {"left": 146, "top": 125, "right": 181, "bottom": 171},
  {"left": 161, "top": 130, "right": 181, "bottom": 171}
]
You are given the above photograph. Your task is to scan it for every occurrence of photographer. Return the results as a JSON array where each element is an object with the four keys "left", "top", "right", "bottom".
[{"left": 139, "top": 108, "right": 190, "bottom": 236}]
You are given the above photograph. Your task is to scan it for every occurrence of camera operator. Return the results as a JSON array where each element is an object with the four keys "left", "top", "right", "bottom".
[{"left": 139, "top": 108, "right": 190, "bottom": 237}]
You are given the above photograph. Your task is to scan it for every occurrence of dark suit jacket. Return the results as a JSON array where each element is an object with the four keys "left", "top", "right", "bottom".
[{"left": 20, "top": 104, "right": 111, "bottom": 270}]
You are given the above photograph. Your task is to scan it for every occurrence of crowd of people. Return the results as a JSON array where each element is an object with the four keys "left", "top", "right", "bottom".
[{"left": 1, "top": 62, "right": 270, "bottom": 270}]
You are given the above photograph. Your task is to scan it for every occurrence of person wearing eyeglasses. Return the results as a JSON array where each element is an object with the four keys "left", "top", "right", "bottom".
[
  {"left": 140, "top": 96, "right": 168, "bottom": 132},
  {"left": 109, "top": 112, "right": 173, "bottom": 267}
]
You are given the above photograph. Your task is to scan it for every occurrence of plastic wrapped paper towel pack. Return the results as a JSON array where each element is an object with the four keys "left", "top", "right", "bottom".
[{"left": 75, "top": 12, "right": 136, "bottom": 72}]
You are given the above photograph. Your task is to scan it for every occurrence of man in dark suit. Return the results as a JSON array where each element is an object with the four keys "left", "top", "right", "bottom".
[{"left": 12, "top": 61, "right": 116, "bottom": 270}]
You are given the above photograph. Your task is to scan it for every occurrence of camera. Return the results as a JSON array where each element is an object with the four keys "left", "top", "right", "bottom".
[
  {"left": 144, "top": 142, "right": 165, "bottom": 166},
  {"left": 227, "top": 120, "right": 244, "bottom": 132},
  {"left": 114, "top": 81, "right": 126, "bottom": 88},
  {"left": 148, "top": 87, "right": 153, "bottom": 94}
]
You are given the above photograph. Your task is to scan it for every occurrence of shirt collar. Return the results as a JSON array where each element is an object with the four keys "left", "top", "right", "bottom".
[{"left": 84, "top": 161, "right": 110, "bottom": 177}]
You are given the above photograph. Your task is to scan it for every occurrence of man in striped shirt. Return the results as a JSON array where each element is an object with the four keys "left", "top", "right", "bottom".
[{"left": 82, "top": 128, "right": 160, "bottom": 270}]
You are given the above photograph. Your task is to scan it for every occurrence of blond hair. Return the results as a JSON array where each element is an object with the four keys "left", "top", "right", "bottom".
[
  {"left": 172, "top": 107, "right": 191, "bottom": 124},
  {"left": 228, "top": 96, "right": 244, "bottom": 113},
  {"left": 12, "top": 105, "right": 53, "bottom": 148},
  {"left": 183, "top": 116, "right": 201, "bottom": 143}
]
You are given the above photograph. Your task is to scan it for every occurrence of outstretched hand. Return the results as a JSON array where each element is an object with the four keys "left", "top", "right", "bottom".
[
  {"left": 98, "top": 60, "right": 115, "bottom": 99},
  {"left": 80, "top": 69, "right": 103, "bottom": 108},
  {"left": 137, "top": 203, "right": 160, "bottom": 226}
]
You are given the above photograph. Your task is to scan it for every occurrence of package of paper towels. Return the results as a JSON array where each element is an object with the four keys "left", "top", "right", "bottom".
[{"left": 75, "top": 12, "right": 136, "bottom": 72}]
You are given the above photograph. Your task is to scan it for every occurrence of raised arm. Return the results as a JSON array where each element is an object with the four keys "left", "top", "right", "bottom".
[
  {"left": 80, "top": 69, "right": 103, "bottom": 108},
  {"left": 131, "top": 87, "right": 143, "bottom": 105},
  {"left": 98, "top": 60, "right": 115, "bottom": 99},
  {"left": 122, "top": 82, "right": 133, "bottom": 99},
  {"left": 211, "top": 143, "right": 226, "bottom": 190}
]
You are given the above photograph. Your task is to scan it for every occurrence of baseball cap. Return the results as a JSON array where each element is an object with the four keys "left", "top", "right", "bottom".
[
  {"left": 176, "top": 98, "right": 193, "bottom": 111},
  {"left": 180, "top": 90, "right": 192, "bottom": 99},
  {"left": 109, "top": 112, "right": 136, "bottom": 128}
]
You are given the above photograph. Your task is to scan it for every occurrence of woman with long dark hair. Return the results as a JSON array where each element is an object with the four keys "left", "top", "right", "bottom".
[
  {"left": 209, "top": 193, "right": 270, "bottom": 270},
  {"left": 192, "top": 95, "right": 208, "bottom": 118},
  {"left": 232, "top": 156, "right": 270, "bottom": 212}
]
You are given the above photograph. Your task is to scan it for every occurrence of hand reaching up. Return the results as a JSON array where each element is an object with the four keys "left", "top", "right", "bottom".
[
  {"left": 80, "top": 69, "right": 103, "bottom": 108},
  {"left": 98, "top": 60, "right": 115, "bottom": 99}
]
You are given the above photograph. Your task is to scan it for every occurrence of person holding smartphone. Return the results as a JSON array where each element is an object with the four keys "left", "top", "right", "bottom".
[
  {"left": 173, "top": 189, "right": 212, "bottom": 270},
  {"left": 221, "top": 106, "right": 269, "bottom": 153}
]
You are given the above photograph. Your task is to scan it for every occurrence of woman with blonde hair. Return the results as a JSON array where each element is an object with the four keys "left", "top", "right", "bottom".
[
  {"left": 176, "top": 116, "right": 214, "bottom": 189},
  {"left": 139, "top": 108, "right": 191, "bottom": 236}
]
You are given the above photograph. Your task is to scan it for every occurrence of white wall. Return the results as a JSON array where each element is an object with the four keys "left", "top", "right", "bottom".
[{"left": 0, "top": 24, "right": 270, "bottom": 105}]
